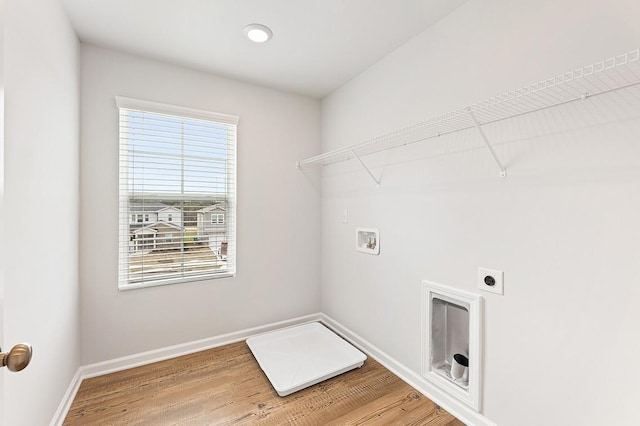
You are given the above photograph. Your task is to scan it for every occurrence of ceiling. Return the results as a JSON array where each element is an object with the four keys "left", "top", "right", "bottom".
[{"left": 62, "top": 0, "right": 467, "bottom": 98}]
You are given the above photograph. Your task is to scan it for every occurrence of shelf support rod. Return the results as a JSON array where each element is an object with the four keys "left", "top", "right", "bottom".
[
  {"left": 350, "top": 148, "right": 380, "bottom": 187},
  {"left": 467, "top": 108, "right": 507, "bottom": 178}
]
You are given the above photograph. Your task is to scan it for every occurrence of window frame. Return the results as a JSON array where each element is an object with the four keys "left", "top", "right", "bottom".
[
  {"left": 211, "top": 213, "right": 225, "bottom": 225},
  {"left": 116, "top": 96, "right": 238, "bottom": 291}
]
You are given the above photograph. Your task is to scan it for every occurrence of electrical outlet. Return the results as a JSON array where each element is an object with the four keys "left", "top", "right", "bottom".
[{"left": 478, "top": 267, "right": 503, "bottom": 295}]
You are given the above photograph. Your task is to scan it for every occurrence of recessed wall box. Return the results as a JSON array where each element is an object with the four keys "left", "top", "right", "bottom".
[
  {"left": 356, "top": 228, "right": 379, "bottom": 255},
  {"left": 422, "top": 281, "right": 482, "bottom": 411}
]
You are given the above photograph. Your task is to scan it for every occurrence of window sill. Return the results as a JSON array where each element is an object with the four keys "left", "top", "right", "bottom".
[{"left": 118, "top": 271, "right": 235, "bottom": 291}]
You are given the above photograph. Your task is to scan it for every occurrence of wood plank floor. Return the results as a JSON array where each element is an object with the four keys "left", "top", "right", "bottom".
[{"left": 64, "top": 341, "right": 465, "bottom": 425}]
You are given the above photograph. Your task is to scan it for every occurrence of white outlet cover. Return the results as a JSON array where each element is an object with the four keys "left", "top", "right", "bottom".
[{"left": 478, "top": 267, "right": 503, "bottom": 295}]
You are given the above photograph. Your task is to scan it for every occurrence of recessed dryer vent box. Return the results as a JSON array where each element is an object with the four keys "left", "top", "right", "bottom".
[{"left": 422, "top": 281, "right": 482, "bottom": 411}]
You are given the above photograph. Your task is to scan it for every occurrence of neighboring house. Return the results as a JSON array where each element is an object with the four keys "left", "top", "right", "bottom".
[
  {"left": 131, "top": 221, "right": 183, "bottom": 252},
  {"left": 128, "top": 201, "right": 227, "bottom": 254},
  {"left": 196, "top": 204, "right": 226, "bottom": 235},
  {"left": 129, "top": 202, "right": 183, "bottom": 228},
  {"left": 196, "top": 204, "right": 228, "bottom": 253},
  {"left": 157, "top": 206, "right": 182, "bottom": 227},
  {"left": 129, "top": 201, "right": 185, "bottom": 253}
]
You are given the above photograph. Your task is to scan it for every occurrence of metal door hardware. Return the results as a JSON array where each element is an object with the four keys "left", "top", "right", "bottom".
[{"left": 0, "top": 343, "right": 32, "bottom": 372}]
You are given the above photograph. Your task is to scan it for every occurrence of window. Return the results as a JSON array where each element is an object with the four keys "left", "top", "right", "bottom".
[{"left": 117, "top": 97, "right": 238, "bottom": 289}]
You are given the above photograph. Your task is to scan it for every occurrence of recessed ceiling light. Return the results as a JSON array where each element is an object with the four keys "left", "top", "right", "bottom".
[{"left": 244, "top": 23, "right": 273, "bottom": 43}]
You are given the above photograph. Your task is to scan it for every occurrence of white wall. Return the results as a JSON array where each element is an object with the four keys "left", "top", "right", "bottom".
[
  {"left": 80, "top": 45, "right": 321, "bottom": 364},
  {"left": 3, "top": 0, "right": 80, "bottom": 425},
  {"left": 320, "top": 0, "right": 640, "bottom": 424}
]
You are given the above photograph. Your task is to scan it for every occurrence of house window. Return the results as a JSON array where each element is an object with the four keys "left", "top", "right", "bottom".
[{"left": 118, "top": 97, "right": 238, "bottom": 290}]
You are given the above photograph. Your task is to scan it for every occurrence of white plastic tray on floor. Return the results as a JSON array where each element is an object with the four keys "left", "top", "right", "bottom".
[{"left": 246, "top": 322, "right": 367, "bottom": 396}]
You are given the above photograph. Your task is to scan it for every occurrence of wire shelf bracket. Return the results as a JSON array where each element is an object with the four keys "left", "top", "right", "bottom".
[
  {"left": 350, "top": 148, "right": 381, "bottom": 187},
  {"left": 467, "top": 108, "right": 507, "bottom": 178},
  {"left": 297, "top": 48, "right": 640, "bottom": 184}
]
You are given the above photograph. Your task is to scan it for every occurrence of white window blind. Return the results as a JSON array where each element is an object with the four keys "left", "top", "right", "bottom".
[{"left": 117, "top": 97, "right": 238, "bottom": 289}]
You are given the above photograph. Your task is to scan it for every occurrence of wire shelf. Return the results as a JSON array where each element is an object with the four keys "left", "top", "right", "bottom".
[{"left": 296, "top": 49, "right": 640, "bottom": 180}]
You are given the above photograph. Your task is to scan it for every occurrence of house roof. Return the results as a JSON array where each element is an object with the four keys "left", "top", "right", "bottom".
[
  {"left": 131, "top": 221, "right": 183, "bottom": 234},
  {"left": 132, "top": 227, "right": 157, "bottom": 235},
  {"left": 158, "top": 206, "right": 180, "bottom": 213},
  {"left": 197, "top": 205, "right": 226, "bottom": 213},
  {"left": 129, "top": 200, "right": 170, "bottom": 212}
]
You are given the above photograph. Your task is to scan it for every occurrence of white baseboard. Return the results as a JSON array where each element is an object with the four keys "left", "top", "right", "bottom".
[
  {"left": 51, "top": 312, "right": 495, "bottom": 426},
  {"left": 319, "top": 314, "right": 496, "bottom": 426},
  {"left": 50, "top": 313, "right": 322, "bottom": 426},
  {"left": 79, "top": 313, "right": 322, "bottom": 380},
  {"left": 49, "top": 368, "right": 83, "bottom": 426}
]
